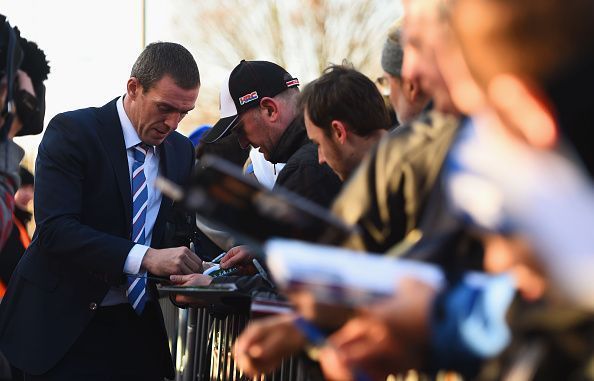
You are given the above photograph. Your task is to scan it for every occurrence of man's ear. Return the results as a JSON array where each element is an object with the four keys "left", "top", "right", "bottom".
[
  {"left": 330, "top": 120, "right": 348, "bottom": 145},
  {"left": 405, "top": 77, "right": 420, "bottom": 103},
  {"left": 127, "top": 77, "right": 140, "bottom": 100},
  {"left": 259, "top": 97, "right": 279, "bottom": 121},
  {"left": 488, "top": 74, "right": 558, "bottom": 149}
]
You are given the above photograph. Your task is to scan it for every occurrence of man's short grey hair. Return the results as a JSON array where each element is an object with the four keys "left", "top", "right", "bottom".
[{"left": 381, "top": 23, "right": 404, "bottom": 78}]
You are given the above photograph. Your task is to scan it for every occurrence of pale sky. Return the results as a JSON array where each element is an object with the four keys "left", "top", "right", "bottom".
[
  {"left": 0, "top": 0, "right": 178, "bottom": 167},
  {"left": 1, "top": 0, "right": 399, "bottom": 168}
]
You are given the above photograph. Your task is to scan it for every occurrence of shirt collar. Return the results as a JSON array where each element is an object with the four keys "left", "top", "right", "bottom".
[{"left": 116, "top": 95, "right": 155, "bottom": 153}]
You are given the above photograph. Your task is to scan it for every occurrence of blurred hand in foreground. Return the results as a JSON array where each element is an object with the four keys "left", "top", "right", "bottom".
[
  {"left": 324, "top": 278, "right": 436, "bottom": 380},
  {"left": 234, "top": 314, "right": 306, "bottom": 377}
]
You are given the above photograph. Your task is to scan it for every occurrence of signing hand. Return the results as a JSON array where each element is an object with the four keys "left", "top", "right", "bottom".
[
  {"left": 142, "top": 246, "right": 203, "bottom": 276},
  {"left": 220, "top": 245, "right": 257, "bottom": 274}
]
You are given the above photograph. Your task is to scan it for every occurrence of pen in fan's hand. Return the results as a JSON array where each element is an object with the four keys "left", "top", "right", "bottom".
[
  {"left": 293, "top": 316, "right": 373, "bottom": 381},
  {"left": 129, "top": 274, "right": 172, "bottom": 284}
]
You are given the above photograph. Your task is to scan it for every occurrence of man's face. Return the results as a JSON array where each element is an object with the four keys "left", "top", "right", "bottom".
[
  {"left": 385, "top": 72, "right": 427, "bottom": 125},
  {"left": 452, "top": 0, "right": 557, "bottom": 148},
  {"left": 452, "top": 0, "right": 508, "bottom": 90},
  {"left": 401, "top": 0, "right": 456, "bottom": 114},
  {"left": 384, "top": 73, "right": 405, "bottom": 122},
  {"left": 304, "top": 110, "right": 348, "bottom": 181},
  {"left": 235, "top": 107, "right": 278, "bottom": 161},
  {"left": 128, "top": 74, "right": 199, "bottom": 146}
]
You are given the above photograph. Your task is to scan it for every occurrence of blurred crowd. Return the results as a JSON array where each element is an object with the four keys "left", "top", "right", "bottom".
[{"left": 187, "top": 0, "right": 594, "bottom": 380}]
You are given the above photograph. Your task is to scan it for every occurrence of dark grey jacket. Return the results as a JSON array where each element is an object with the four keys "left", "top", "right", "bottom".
[{"left": 268, "top": 116, "right": 342, "bottom": 208}]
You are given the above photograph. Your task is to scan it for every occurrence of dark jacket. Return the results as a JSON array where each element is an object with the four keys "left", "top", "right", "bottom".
[
  {"left": 0, "top": 99, "right": 194, "bottom": 377},
  {"left": 268, "top": 117, "right": 342, "bottom": 208},
  {"left": 331, "top": 111, "right": 461, "bottom": 253}
]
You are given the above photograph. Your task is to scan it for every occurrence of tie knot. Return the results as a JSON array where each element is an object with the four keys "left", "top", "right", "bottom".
[{"left": 133, "top": 143, "right": 150, "bottom": 163}]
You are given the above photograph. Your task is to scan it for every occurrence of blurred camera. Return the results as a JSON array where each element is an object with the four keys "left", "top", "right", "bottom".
[{"left": 0, "top": 14, "right": 50, "bottom": 141}]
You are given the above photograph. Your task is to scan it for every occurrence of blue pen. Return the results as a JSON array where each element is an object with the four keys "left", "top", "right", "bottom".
[
  {"left": 252, "top": 259, "right": 273, "bottom": 284},
  {"left": 211, "top": 252, "right": 227, "bottom": 264},
  {"left": 293, "top": 316, "right": 372, "bottom": 381}
]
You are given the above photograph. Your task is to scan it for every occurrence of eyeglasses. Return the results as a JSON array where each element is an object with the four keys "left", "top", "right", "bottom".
[{"left": 376, "top": 76, "right": 390, "bottom": 96}]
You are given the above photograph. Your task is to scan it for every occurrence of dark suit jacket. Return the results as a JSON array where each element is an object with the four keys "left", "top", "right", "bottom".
[{"left": 0, "top": 98, "right": 195, "bottom": 377}]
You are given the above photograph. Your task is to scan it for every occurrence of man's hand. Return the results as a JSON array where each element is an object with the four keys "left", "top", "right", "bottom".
[
  {"left": 233, "top": 314, "right": 306, "bottom": 377},
  {"left": 288, "top": 289, "right": 354, "bottom": 330},
  {"left": 318, "top": 346, "right": 355, "bottom": 381},
  {"left": 169, "top": 273, "right": 213, "bottom": 305},
  {"left": 326, "top": 278, "right": 436, "bottom": 380},
  {"left": 220, "top": 245, "right": 257, "bottom": 274},
  {"left": 142, "top": 246, "right": 202, "bottom": 276}
]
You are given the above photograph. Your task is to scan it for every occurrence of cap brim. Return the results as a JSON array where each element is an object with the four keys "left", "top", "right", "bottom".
[{"left": 201, "top": 114, "right": 240, "bottom": 144}]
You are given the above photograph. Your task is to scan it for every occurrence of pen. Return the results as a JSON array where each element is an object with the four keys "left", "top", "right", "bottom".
[
  {"left": 211, "top": 252, "right": 227, "bottom": 264},
  {"left": 129, "top": 274, "right": 172, "bottom": 284},
  {"left": 252, "top": 259, "right": 272, "bottom": 284}
]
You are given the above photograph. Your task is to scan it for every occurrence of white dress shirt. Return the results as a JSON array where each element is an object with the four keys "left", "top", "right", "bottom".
[{"left": 101, "top": 96, "right": 163, "bottom": 306}]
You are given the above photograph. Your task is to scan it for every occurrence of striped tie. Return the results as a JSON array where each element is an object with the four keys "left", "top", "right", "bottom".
[{"left": 126, "top": 143, "right": 149, "bottom": 314}]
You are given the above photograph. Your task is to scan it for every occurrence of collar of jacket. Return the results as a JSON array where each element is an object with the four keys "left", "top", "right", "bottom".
[{"left": 267, "top": 116, "right": 309, "bottom": 164}]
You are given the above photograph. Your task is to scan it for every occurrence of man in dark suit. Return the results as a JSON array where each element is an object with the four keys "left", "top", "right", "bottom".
[{"left": 0, "top": 42, "right": 203, "bottom": 380}]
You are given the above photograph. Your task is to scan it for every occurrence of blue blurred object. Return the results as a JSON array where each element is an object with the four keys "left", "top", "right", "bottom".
[
  {"left": 188, "top": 124, "right": 213, "bottom": 146},
  {"left": 430, "top": 272, "right": 516, "bottom": 378}
]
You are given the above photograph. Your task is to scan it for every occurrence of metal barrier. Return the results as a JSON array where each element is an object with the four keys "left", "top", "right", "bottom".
[{"left": 162, "top": 298, "right": 310, "bottom": 381}]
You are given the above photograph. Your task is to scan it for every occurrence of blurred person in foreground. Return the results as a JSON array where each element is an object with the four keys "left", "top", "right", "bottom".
[
  {"left": 273, "top": 0, "right": 594, "bottom": 380},
  {"left": 379, "top": 23, "right": 430, "bottom": 127},
  {"left": 0, "top": 42, "right": 202, "bottom": 380},
  {"left": 443, "top": 0, "right": 594, "bottom": 378},
  {"left": 449, "top": 0, "right": 594, "bottom": 311}
]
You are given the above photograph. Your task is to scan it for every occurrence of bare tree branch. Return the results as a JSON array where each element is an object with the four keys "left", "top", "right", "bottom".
[{"left": 173, "top": 0, "right": 400, "bottom": 132}]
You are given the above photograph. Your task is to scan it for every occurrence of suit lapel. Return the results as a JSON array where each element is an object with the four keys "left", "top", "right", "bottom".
[{"left": 96, "top": 98, "right": 133, "bottom": 239}]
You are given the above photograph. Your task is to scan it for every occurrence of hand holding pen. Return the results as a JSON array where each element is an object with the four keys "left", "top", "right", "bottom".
[{"left": 233, "top": 313, "right": 372, "bottom": 381}]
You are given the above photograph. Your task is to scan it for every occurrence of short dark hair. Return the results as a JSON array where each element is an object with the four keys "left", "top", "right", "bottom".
[
  {"left": 131, "top": 42, "right": 200, "bottom": 91},
  {"left": 299, "top": 65, "right": 390, "bottom": 137}
]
